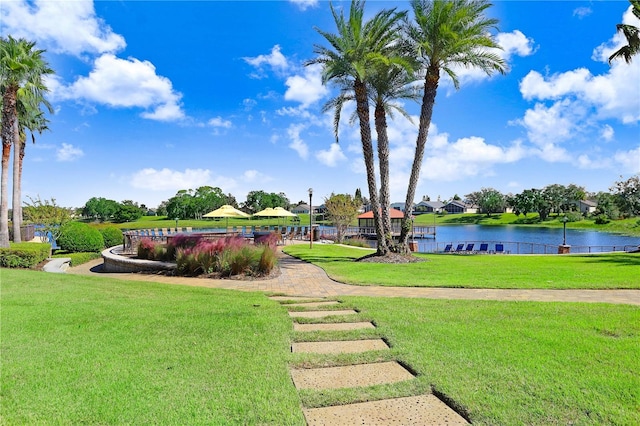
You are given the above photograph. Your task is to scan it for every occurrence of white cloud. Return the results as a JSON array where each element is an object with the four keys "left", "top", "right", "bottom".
[
  {"left": 447, "top": 30, "right": 535, "bottom": 86},
  {"left": 495, "top": 30, "right": 536, "bottom": 60},
  {"left": 601, "top": 124, "right": 614, "bottom": 142},
  {"left": 208, "top": 116, "right": 232, "bottom": 128},
  {"left": 520, "top": 8, "right": 640, "bottom": 125},
  {"left": 0, "top": 0, "right": 125, "bottom": 55},
  {"left": 289, "top": 0, "right": 319, "bottom": 11},
  {"left": 56, "top": 143, "right": 84, "bottom": 162},
  {"left": 573, "top": 7, "right": 592, "bottom": 19},
  {"left": 243, "top": 45, "right": 289, "bottom": 77},
  {"left": 130, "top": 168, "right": 213, "bottom": 191},
  {"left": 614, "top": 146, "right": 640, "bottom": 173},
  {"left": 242, "top": 169, "right": 273, "bottom": 183},
  {"left": 287, "top": 123, "right": 309, "bottom": 159},
  {"left": 315, "top": 143, "right": 347, "bottom": 167},
  {"left": 284, "top": 64, "right": 329, "bottom": 108},
  {"left": 57, "top": 54, "right": 185, "bottom": 121}
]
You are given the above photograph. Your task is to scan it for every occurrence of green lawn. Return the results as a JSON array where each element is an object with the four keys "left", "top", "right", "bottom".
[
  {"left": 327, "top": 297, "right": 640, "bottom": 425},
  {"left": 1, "top": 269, "right": 304, "bottom": 425},
  {"left": 2, "top": 269, "right": 638, "bottom": 424},
  {"left": 283, "top": 244, "right": 640, "bottom": 289}
]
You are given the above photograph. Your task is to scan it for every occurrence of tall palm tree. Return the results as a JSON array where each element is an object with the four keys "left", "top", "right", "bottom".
[
  {"left": 368, "top": 64, "right": 419, "bottom": 247},
  {"left": 609, "top": 0, "right": 640, "bottom": 64},
  {"left": 0, "top": 36, "right": 53, "bottom": 247},
  {"left": 397, "top": 0, "right": 506, "bottom": 251},
  {"left": 11, "top": 91, "right": 52, "bottom": 242},
  {"left": 309, "top": 0, "right": 406, "bottom": 255}
]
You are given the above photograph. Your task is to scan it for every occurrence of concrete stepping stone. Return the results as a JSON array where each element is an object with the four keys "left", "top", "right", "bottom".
[
  {"left": 289, "top": 310, "right": 357, "bottom": 318},
  {"left": 293, "top": 322, "right": 375, "bottom": 332},
  {"left": 292, "top": 339, "right": 388, "bottom": 354},
  {"left": 303, "top": 394, "right": 469, "bottom": 425},
  {"left": 269, "top": 296, "right": 322, "bottom": 302},
  {"left": 290, "top": 361, "right": 414, "bottom": 390},
  {"left": 288, "top": 301, "right": 340, "bottom": 308}
]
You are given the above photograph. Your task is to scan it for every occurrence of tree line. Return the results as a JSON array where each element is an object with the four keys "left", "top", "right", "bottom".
[{"left": 464, "top": 176, "right": 640, "bottom": 220}]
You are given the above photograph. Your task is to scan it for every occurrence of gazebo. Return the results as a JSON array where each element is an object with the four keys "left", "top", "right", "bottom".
[{"left": 357, "top": 208, "right": 405, "bottom": 237}]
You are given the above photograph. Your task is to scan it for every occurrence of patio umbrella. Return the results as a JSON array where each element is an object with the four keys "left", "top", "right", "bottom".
[
  {"left": 203, "top": 204, "right": 250, "bottom": 228},
  {"left": 254, "top": 207, "right": 297, "bottom": 227}
]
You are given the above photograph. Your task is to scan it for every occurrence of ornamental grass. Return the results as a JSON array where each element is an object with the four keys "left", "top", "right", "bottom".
[{"left": 137, "top": 235, "right": 277, "bottom": 277}]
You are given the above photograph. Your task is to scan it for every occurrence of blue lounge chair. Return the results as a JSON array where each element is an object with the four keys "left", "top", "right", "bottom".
[
  {"left": 495, "top": 243, "right": 505, "bottom": 254},
  {"left": 465, "top": 243, "right": 474, "bottom": 253},
  {"left": 454, "top": 243, "right": 465, "bottom": 253},
  {"left": 478, "top": 243, "right": 488, "bottom": 253},
  {"left": 443, "top": 244, "right": 453, "bottom": 253}
]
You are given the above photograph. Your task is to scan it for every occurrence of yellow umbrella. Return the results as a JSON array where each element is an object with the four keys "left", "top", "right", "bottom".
[{"left": 203, "top": 205, "right": 250, "bottom": 228}]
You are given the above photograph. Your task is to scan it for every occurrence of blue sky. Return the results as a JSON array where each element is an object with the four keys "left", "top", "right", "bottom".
[{"left": 1, "top": 0, "right": 638, "bottom": 209}]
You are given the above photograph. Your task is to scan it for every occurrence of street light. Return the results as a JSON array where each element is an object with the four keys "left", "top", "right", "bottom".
[
  {"left": 308, "top": 188, "right": 313, "bottom": 249},
  {"left": 562, "top": 215, "right": 568, "bottom": 246}
]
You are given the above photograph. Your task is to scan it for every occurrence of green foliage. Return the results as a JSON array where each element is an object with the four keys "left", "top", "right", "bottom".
[
  {"left": 22, "top": 196, "right": 71, "bottom": 241},
  {"left": 0, "top": 243, "right": 50, "bottom": 268},
  {"left": 465, "top": 187, "right": 505, "bottom": 216},
  {"left": 52, "top": 251, "right": 101, "bottom": 266},
  {"left": 57, "top": 222, "right": 104, "bottom": 253},
  {"left": 610, "top": 174, "right": 640, "bottom": 217},
  {"left": 324, "top": 193, "right": 360, "bottom": 243},
  {"left": 99, "top": 226, "right": 123, "bottom": 248},
  {"left": 564, "top": 211, "right": 583, "bottom": 222},
  {"left": 163, "top": 186, "right": 235, "bottom": 220},
  {"left": 242, "top": 190, "right": 290, "bottom": 214},
  {"left": 342, "top": 236, "right": 371, "bottom": 248},
  {"left": 595, "top": 214, "right": 611, "bottom": 225}
]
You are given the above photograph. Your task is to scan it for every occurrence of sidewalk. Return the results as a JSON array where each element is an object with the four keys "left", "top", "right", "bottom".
[{"left": 67, "top": 252, "right": 640, "bottom": 305}]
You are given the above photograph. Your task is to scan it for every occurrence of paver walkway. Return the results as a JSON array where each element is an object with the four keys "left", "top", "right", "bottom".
[{"left": 68, "top": 252, "right": 640, "bottom": 305}]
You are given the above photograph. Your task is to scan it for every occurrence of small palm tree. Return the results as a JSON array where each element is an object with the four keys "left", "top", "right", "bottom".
[
  {"left": 11, "top": 91, "right": 52, "bottom": 242},
  {"left": 609, "top": 0, "right": 640, "bottom": 64},
  {"left": 309, "top": 0, "right": 406, "bottom": 255},
  {"left": 397, "top": 0, "right": 506, "bottom": 251},
  {"left": 0, "top": 36, "right": 53, "bottom": 247}
]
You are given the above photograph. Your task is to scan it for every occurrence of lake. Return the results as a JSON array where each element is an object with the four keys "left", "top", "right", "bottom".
[{"left": 411, "top": 225, "right": 639, "bottom": 254}]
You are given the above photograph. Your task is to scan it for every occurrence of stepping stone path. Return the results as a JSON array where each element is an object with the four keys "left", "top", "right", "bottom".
[{"left": 269, "top": 295, "right": 470, "bottom": 425}]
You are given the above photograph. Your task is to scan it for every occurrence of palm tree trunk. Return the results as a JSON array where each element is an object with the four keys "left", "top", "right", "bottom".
[
  {"left": 374, "top": 102, "right": 392, "bottom": 245},
  {"left": 12, "top": 122, "right": 22, "bottom": 243},
  {"left": 398, "top": 65, "right": 440, "bottom": 252},
  {"left": 0, "top": 90, "right": 17, "bottom": 248},
  {"left": 355, "top": 79, "right": 388, "bottom": 255}
]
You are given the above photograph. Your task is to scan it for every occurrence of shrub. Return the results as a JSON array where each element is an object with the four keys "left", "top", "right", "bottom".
[
  {"left": 57, "top": 222, "right": 104, "bottom": 253},
  {"left": 0, "top": 243, "right": 50, "bottom": 268},
  {"left": 343, "top": 236, "right": 371, "bottom": 248},
  {"left": 100, "top": 226, "right": 123, "bottom": 248},
  {"left": 595, "top": 215, "right": 610, "bottom": 225},
  {"left": 564, "top": 211, "right": 583, "bottom": 222}
]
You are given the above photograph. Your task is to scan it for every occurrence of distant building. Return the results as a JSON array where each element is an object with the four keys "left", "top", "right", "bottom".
[
  {"left": 415, "top": 200, "right": 445, "bottom": 214},
  {"left": 576, "top": 200, "right": 597, "bottom": 214},
  {"left": 443, "top": 200, "right": 478, "bottom": 214},
  {"left": 357, "top": 208, "right": 405, "bottom": 235},
  {"left": 291, "top": 203, "right": 310, "bottom": 214}
]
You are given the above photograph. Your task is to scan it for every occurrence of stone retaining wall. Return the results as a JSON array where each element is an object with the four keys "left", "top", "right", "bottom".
[{"left": 102, "top": 246, "right": 176, "bottom": 273}]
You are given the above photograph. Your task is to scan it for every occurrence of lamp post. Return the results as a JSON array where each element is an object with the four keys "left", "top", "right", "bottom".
[
  {"left": 562, "top": 215, "right": 568, "bottom": 246},
  {"left": 308, "top": 188, "right": 313, "bottom": 249},
  {"left": 175, "top": 217, "right": 179, "bottom": 232}
]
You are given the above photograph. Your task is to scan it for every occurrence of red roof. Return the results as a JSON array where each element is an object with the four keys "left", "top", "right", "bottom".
[{"left": 358, "top": 208, "right": 405, "bottom": 219}]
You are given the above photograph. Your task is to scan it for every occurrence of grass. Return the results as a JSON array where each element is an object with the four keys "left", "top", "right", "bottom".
[
  {"left": 2, "top": 269, "right": 637, "bottom": 424},
  {"left": 1, "top": 269, "right": 304, "bottom": 425},
  {"left": 283, "top": 244, "right": 640, "bottom": 289},
  {"left": 315, "top": 297, "right": 640, "bottom": 425},
  {"left": 52, "top": 250, "right": 102, "bottom": 266}
]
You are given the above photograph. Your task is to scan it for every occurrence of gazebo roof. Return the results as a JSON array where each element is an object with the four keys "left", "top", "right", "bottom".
[{"left": 358, "top": 208, "right": 405, "bottom": 219}]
